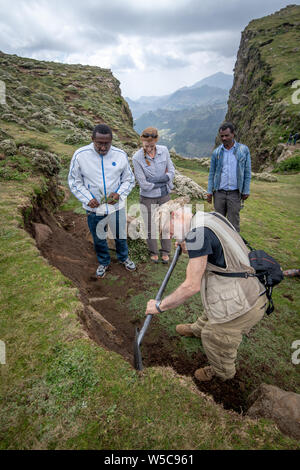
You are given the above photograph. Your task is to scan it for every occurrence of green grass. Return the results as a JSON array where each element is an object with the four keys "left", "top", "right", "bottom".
[{"left": 1, "top": 174, "right": 299, "bottom": 449}]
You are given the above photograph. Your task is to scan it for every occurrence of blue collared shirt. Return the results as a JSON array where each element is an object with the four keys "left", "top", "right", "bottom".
[{"left": 219, "top": 142, "right": 238, "bottom": 190}]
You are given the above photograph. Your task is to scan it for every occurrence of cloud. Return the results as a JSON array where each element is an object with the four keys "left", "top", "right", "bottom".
[
  {"left": 0, "top": 0, "right": 297, "bottom": 98},
  {"left": 111, "top": 54, "right": 137, "bottom": 72}
]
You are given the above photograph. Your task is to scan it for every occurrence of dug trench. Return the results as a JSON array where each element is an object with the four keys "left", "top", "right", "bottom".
[{"left": 24, "top": 203, "right": 251, "bottom": 414}]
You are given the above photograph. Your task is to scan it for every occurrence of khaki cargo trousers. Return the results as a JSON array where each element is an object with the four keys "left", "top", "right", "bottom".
[{"left": 191, "top": 294, "right": 268, "bottom": 380}]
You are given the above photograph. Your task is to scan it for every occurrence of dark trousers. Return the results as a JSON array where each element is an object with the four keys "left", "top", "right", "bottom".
[
  {"left": 87, "top": 209, "right": 128, "bottom": 266},
  {"left": 213, "top": 190, "right": 241, "bottom": 232}
]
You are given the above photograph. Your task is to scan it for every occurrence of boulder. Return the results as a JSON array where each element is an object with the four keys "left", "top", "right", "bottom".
[
  {"left": 173, "top": 170, "right": 207, "bottom": 199},
  {"left": 247, "top": 384, "right": 300, "bottom": 440},
  {"left": 251, "top": 172, "right": 278, "bottom": 182},
  {"left": 198, "top": 157, "right": 211, "bottom": 168}
]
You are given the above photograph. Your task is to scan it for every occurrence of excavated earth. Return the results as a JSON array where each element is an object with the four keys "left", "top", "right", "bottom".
[{"left": 25, "top": 206, "right": 250, "bottom": 413}]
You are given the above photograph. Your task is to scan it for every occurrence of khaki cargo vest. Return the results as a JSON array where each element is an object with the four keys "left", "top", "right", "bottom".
[{"left": 190, "top": 212, "right": 265, "bottom": 324}]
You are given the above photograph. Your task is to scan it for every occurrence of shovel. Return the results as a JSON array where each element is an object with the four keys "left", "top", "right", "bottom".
[{"left": 134, "top": 244, "right": 182, "bottom": 370}]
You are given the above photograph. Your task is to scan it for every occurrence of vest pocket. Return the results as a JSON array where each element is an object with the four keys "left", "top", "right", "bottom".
[{"left": 206, "top": 279, "right": 245, "bottom": 320}]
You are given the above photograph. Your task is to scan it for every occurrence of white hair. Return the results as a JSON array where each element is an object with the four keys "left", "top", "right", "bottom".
[{"left": 154, "top": 199, "right": 192, "bottom": 239}]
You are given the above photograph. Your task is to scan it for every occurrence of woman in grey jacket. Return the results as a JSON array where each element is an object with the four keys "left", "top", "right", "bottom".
[{"left": 132, "top": 127, "right": 175, "bottom": 264}]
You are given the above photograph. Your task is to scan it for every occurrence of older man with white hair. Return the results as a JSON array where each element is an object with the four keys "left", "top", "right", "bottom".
[{"left": 145, "top": 205, "right": 267, "bottom": 382}]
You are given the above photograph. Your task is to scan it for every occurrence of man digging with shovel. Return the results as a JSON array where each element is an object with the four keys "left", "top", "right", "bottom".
[{"left": 145, "top": 205, "right": 268, "bottom": 382}]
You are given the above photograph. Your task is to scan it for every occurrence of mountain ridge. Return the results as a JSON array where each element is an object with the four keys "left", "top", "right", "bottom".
[
  {"left": 130, "top": 72, "right": 232, "bottom": 157},
  {"left": 126, "top": 72, "right": 232, "bottom": 119}
]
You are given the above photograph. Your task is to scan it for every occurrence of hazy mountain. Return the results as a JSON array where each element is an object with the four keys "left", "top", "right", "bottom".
[
  {"left": 189, "top": 72, "right": 233, "bottom": 90},
  {"left": 134, "top": 103, "right": 227, "bottom": 157},
  {"left": 129, "top": 72, "right": 232, "bottom": 157},
  {"left": 126, "top": 72, "right": 232, "bottom": 119}
]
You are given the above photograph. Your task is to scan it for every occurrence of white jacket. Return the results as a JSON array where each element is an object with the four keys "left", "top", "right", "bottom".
[{"left": 68, "top": 143, "right": 135, "bottom": 215}]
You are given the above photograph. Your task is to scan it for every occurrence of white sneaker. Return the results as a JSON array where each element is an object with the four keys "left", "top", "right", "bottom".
[
  {"left": 120, "top": 258, "right": 136, "bottom": 272},
  {"left": 96, "top": 264, "right": 109, "bottom": 278}
]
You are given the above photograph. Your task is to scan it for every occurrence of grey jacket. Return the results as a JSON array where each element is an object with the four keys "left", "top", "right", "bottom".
[{"left": 132, "top": 145, "right": 175, "bottom": 198}]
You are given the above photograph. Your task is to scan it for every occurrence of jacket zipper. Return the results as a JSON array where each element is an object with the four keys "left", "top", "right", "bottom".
[{"left": 100, "top": 156, "right": 108, "bottom": 214}]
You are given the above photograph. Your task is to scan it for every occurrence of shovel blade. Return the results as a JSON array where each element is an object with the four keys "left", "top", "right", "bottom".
[{"left": 134, "top": 327, "right": 143, "bottom": 370}]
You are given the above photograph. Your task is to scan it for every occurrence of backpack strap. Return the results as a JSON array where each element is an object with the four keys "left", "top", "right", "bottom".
[{"left": 211, "top": 270, "right": 272, "bottom": 315}]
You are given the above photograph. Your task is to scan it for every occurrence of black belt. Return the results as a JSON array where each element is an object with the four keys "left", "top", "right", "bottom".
[{"left": 218, "top": 189, "right": 239, "bottom": 193}]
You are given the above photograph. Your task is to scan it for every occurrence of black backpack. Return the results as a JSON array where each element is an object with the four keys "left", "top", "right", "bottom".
[{"left": 213, "top": 238, "right": 284, "bottom": 315}]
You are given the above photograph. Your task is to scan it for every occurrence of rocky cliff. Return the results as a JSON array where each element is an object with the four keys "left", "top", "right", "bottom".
[
  {"left": 225, "top": 4, "right": 300, "bottom": 171},
  {"left": 0, "top": 51, "right": 139, "bottom": 167}
]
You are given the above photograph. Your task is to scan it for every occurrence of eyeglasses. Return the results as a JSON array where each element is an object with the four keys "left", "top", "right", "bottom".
[{"left": 141, "top": 133, "right": 158, "bottom": 138}]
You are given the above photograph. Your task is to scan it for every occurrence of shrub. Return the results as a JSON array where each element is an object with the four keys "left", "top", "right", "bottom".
[
  {"left": 1, "top": 139, "right": 17, "bottom": 155},
  {"left": 64, "top": 131, "right": 89, "bottom": 145},
  {"left": 35, "top": 93, "right": 56, "bottom": 105},
  {"left": 32, "top": 150, "right": 61, "bottom": 176},
  {"left": 16, "top": 86, "right": 32, "bottom": 96},
  {"left": 273, "top": 155, "right": 300, "bottom": 172}
]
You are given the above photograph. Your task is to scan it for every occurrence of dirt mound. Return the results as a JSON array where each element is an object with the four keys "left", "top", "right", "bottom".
[{"left": 25, "top": 208, "right": 248, "bottom": 413}]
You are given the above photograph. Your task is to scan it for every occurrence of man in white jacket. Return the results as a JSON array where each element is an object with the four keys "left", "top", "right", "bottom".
[{"left": 68, "top": 124, "right": 136, "bottom": 278}]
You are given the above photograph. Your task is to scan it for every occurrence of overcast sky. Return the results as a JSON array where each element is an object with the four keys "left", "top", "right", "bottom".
[{"left": 0, "top": 0, "right": 298, "bottom": 99}]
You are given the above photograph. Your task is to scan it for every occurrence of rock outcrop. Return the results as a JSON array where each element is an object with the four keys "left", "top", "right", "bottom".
[
  {"left": 247, "top": 384, "right": 300, "bottom": 440},
  {"left": 225, "top": 5, "right": 300, "bottom": 171},
  {"left": 173, "top": 170, "right": 207, "bottom": 199}
]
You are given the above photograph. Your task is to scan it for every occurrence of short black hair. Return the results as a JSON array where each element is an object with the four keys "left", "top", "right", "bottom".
[
  {"left": 219, "top": 122, "right": 235, "bottom": 134},
  {"left": 92, "top": 124, "right": 113, "bottom": 139}
]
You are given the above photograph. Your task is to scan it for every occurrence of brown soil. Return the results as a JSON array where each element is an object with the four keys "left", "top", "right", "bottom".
[{"left": 25, "top": 207, "right": 249, "bottom": 413}]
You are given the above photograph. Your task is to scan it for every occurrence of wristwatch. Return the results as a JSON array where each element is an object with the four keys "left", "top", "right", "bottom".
[{"left": 155, "top": 300, "right": 163, "bottom": 313}]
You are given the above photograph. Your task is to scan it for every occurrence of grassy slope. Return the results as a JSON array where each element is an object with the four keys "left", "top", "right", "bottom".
[{"left": 0, "top": 139, "right": 299, "bottom": 449}]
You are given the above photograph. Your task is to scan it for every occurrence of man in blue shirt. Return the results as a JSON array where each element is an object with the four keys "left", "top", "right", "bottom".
[{"left": 206, "top": 122, "right": 251, "bottom": 232}]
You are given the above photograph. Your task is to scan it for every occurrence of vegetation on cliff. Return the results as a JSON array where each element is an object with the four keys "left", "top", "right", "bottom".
[{"left": 226, "top": 4, "right": 300, "bottom": 171}]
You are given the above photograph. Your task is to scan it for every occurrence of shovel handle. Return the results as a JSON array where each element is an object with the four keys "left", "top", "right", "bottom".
[{"left": 136, "top": 244, "right": 182, "bottom": 348}]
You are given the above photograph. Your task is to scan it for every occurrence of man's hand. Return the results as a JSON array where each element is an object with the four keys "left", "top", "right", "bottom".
[
  {"left": 206, "top": 193, "right": 213, "bottom": 204},
  {"left": 241, "top": 194, "right": 249, "bottom": 201},
  {"left": 175, "top": 241, "right": 187, "bottom": 253},
  {"left": 107, "top": 192, "right": 120, "bottom": 205},
  {"left": 145, "top": 299, "right": 161, "bottom": 315},
  {"left": 88, "top": 198, "right": 100, "bottom": 208}
]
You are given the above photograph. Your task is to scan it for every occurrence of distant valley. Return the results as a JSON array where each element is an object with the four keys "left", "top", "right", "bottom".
[{"left": 126, "top": 72, "right": 233, "bottom": 158}]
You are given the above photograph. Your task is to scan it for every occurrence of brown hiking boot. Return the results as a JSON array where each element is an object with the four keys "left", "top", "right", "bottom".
[
  {"left": 194, "top": 366, "right": 215, "bottom": 382},
  {"left": 175, "top": 324, "right": 195, "bottom": 337}
]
